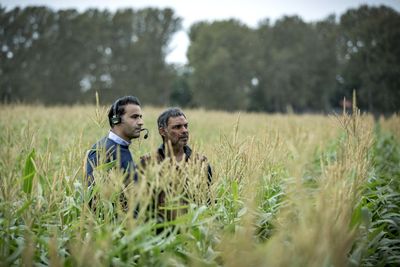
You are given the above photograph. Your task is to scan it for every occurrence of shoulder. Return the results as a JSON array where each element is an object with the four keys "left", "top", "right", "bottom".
[
  {"left": 87, "top": 137, "right": 119, "bottom": 158},
  {"left": 90, "top": 137, "right": 114, "bottom": 150},
  {"left": 88, "top": 137, "right": 107, "bottom": 154}
]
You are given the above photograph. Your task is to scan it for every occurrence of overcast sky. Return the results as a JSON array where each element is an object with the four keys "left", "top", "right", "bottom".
[{"left": 2, "top": 0, "right": 399, "bottom": 64}]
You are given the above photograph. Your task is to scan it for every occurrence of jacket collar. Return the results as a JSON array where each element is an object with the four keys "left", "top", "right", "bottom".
[{"left": 108, "top": 130, "right": 131, "bottom": 146}]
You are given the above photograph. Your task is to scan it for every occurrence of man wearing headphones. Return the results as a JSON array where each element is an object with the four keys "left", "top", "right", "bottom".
[{"left": 86, "top": 95, "right": 145, "bottom": 189}]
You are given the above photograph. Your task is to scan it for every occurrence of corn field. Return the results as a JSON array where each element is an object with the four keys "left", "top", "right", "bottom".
[{"left": 0, "top": 102, "right": 399, "bottom": 266}]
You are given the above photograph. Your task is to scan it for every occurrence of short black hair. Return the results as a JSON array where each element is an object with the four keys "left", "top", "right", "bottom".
[
  {"left": 157, "top": 107, "right": 186, "bottom": 129},
  {"left": 108, "top": 96, "right": 141, "bottom": 127}
]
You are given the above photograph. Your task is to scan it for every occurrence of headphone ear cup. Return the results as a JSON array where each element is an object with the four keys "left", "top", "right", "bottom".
[
  {"left": 111, "top": 115, "right": 121, "bottom": 125},
  {"left": 111, "top": 99, "right": 121, "bottom": 125}
]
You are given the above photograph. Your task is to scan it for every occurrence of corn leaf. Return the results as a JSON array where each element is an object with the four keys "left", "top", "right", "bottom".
[{"left": 22, "top": 149, "right": 36, "bottom": 195}]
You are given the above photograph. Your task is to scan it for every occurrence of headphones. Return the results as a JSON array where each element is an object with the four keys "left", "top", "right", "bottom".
[{"left": 110, "top": 98, "right": 122, "bottom": 125}]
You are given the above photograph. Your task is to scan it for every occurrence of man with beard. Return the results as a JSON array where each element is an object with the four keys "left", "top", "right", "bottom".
[
  {"left": 141, "top": 107, "right": 212, "bottom": 223},
  {"left": 155, "top": 107, "right": 212, "bottom": 181},
  {"left": 86, "top": 95, "right": 146, "bottom": 194}
]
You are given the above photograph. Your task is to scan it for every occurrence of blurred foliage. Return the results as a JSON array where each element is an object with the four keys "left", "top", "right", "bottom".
[
  {"left": 0, "top": 6, "right": 181, "bottom": 105},
  {"left": 339, "top": 6, "right": 400, "bottom": 114},
  {"left": 187, "top": 5, "right": 400, "bottom": 114},
  {"left": 350, "top": 128, "right": 400, "bottom": 266},
  {"left": 0, "top": 4, "right": 399, "bottom": 114}
]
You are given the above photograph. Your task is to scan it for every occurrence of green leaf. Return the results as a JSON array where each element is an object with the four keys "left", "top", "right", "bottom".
[
  {"left": 232, "top": 180, "right": 239, "bottom": 202},
  {"left": 191, "top": 205, "right": 207, "bottom": 224},
  {"left": 95, "top": 160, "right": 116, "bottom": 171},
  {"left": 350, "top": 203, "right": 362, "bottom": 228},
  {"left": 16, "top": 199, "right": 33, "bottom": 216},
  {"left": 38, "top": 174, "right": 50, "bottom": 191},
  {"left": 22, "top": 149, "right": 36, "bottom": 195}
]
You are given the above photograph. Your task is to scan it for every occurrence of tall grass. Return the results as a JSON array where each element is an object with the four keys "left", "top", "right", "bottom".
[
  {"left": 351, "top": 127, "right": 400, "bottom": 266},
  {"left": 0, "top": 103, "right": 397, "bottom": 266}
]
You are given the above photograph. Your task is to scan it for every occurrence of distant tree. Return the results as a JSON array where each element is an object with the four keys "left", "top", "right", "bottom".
[
  {"left": 254, "top": 16, "right": 300, "bottom": 112},
  {"left": 108, "top": 8, "right": 181, "bottom": 105},
  {"left": 187, "top": 20, "right": 257, "bottom": 111},
  {"left": 169, "top": 65, "right": 193, "bottom": 107},
  {"left": 339, "top": 5, "right": 400, "bottom": 113},
  {"left": 2, "top": 4, "right": 399, "bottom": 114},
  {"left": 246, "top": 19, "right": 271, "bottom": 112},
  {"left": 253, "top": 15, "right": 339, "bottom": 113},
  {"left": 0, "top": 6, "right": 181, "bottom": 105},
  {"left": 310, "top": 15, "right": 339, "bottom": 111},
  {"left": 0, "top": 6, "right": 58, "bottom": 103}
]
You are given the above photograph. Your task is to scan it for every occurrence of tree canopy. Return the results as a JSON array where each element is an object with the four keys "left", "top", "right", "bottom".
[
  {"left": 187, "top": 5, "right": 399, "bottom": 114},
  {"left": 1, "top": 4, "right": 399, "bottom": 114},
  {"left": 0, "top": 6, "right": 181, "bottom": 105}
]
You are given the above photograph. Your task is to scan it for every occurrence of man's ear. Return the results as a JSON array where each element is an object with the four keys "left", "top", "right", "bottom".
[{"left": 159, "top": 127, "right": 166, "bottom": 137}]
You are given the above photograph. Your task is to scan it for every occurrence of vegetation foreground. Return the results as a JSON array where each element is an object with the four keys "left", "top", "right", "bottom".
[{"left": 0, "top": 104, "right": 399, "bottom": 266}]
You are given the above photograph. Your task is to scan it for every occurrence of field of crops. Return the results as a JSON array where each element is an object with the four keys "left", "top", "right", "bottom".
[{"left": 0, "top": 103, "right": 399, "bottom": 266}]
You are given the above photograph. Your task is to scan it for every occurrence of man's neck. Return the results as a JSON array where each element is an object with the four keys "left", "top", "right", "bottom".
[
  {"left": 164, "top": 143, "right": 185, "bottom": 162},
  {"left": 174, "top": 147, "right": 185, "bottom": 162}
]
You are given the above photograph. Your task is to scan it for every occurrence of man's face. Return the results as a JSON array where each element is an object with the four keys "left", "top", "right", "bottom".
[
  {"left": 117, "top": 104, "right": 144, "bottom": 141},
  {"left": 160, "top": 115, "right": 189, "bottom": 149}
]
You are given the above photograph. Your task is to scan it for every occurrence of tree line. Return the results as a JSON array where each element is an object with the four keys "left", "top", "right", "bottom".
[
  {"left": 1, "top": 5, "right": 399, "bottom": 114},
  {"left": 0, "top": 6, "right": 181, "bottom": 105}
]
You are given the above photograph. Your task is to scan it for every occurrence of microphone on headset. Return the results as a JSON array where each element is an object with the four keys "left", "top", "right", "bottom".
[{"left": 140, "top": 128, "right": 149, "bottom": 139}]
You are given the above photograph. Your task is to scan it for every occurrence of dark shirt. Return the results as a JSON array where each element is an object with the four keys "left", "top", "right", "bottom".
[
  {"left": 86, "top": 137, "right": 138, "bottom": 187},
  {"left": 141, "top": 144, "right": 212, "bottom": 224},
  {"left": 156, "top": 143, "right": 212, "bottom": 184}
]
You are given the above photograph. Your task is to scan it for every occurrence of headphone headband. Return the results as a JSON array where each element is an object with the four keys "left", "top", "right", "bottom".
[{"left": 111, "top": 98, "right": 121, "bottom": 125}]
